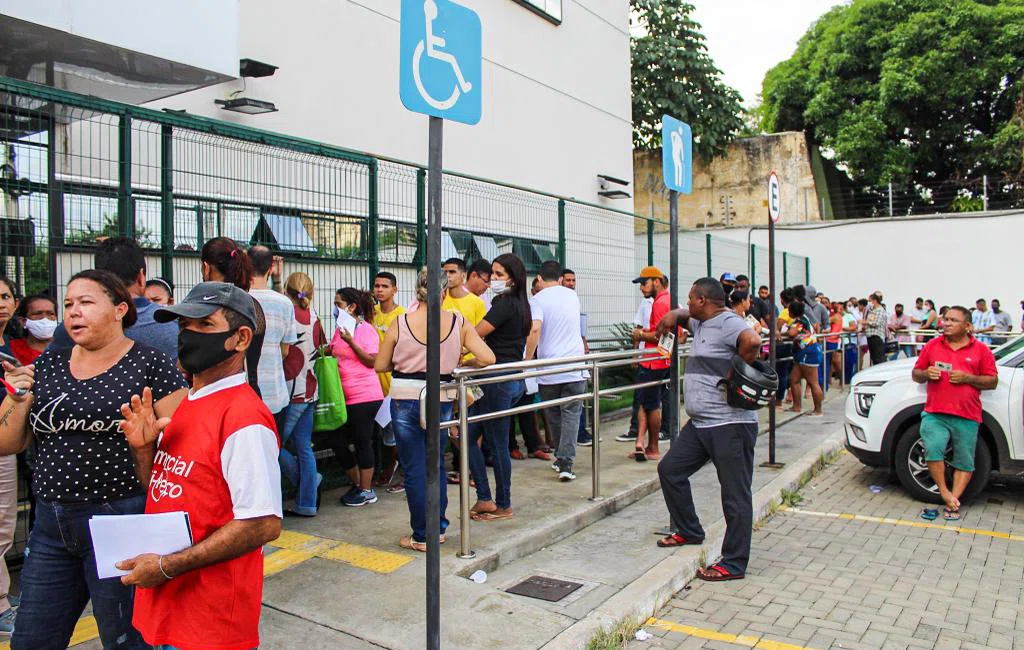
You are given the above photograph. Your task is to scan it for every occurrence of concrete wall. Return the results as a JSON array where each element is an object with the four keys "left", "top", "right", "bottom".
[
  {"left": 712, "top": 211, "right": 1024, "bottom": 328},
  {"left": 141, "top": 0, "right": 634, "bottom": 209},
  {"left": 633, "top": 131, "right": 822, "bottom": 231}
]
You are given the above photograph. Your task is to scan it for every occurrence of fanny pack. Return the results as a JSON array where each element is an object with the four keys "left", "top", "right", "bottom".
[{"left": 390, "top": 377, "right": 459, "bottom": 403}]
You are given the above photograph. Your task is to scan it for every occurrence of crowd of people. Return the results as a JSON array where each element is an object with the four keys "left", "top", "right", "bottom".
[{"left": 0, "top": 234, "right": 608, "bottom": 647}]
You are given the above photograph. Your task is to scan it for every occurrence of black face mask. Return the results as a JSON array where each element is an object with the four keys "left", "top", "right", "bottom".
[{"left": 178, "top": 328, "right": 238, "bottom": 375}]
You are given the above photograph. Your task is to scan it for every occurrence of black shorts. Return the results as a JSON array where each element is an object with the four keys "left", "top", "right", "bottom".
[{"left": 636, "top": 366, "right": 670, "bottom": 411}]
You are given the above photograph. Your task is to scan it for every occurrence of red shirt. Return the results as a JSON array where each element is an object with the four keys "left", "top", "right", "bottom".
[
  {"left": 133, "top": 374, "right": 282, "bottom": 650},
  {"left": 641, "top": 290, "right": 672, "bottom": 370},
  {"left": 9, "top": 338, "right": 43, "bottom": 366},
  {"left": 914, "top": 335, "right": 997, "bottom": 422}
]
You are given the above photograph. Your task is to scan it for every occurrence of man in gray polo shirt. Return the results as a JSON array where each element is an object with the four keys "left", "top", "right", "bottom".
[{"left": 654, "top": 278, "right": 762, "bottom": 582}]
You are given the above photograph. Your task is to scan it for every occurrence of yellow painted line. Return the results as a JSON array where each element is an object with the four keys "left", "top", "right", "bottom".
[
  {"left": 263, "top": 547, "right": 318, "bottom": 576},
  {"left": 319, "top": 541, "right": 413, "bottom": 574},
  {"left": 265, "top": 530, "right": 413, "bottom": 574},
  {"left": 647, "top": 617, "right": 817, "bottom": 650},
  {"left": 785, "top": 508, "right": 1024, "bottom": 542}
]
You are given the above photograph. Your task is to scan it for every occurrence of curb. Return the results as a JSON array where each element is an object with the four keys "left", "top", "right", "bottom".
[
  {"left": 450, "top": 406, "right": 814, "bottom": 579},
  {"left": 539, "top": 426, "right": 847, "bottom": 650}
]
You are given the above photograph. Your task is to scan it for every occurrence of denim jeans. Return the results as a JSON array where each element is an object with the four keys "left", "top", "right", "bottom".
[
  {"left": 538, "top": 381, "right": 587, "bottom": 464},
  {"left": 467, "top": 379, "right": 525, "bottom": 510},
  {"left": 13, "top": 494, "right": 149, "bottom": 650},
  {"left": 391, "top": 399, "right": 454, "bottom": 543},
  {"left": 279, "top": 401, "right": 319, "bottom": 516}
]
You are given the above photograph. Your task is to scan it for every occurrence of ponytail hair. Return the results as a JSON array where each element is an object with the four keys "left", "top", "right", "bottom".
[
  {"left": 337, "top": 287, "right": 374, "bottom": 319},
  {"left": 285, "top": 271, "right": 314, "bottom": 309},
  {"left": 201, "top": 237, "right": 253, "bottom": 291}
]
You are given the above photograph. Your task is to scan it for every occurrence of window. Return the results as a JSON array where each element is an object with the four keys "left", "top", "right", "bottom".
[{"left": 512, "top": 0, "right": 562, "bottom": 24}]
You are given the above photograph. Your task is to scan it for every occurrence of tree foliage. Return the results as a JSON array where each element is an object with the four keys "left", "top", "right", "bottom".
[
  {"left": 760, "top": 0, "right": 1024, "bottom": 191},
  {"left": 631, "top": 0, "right": 745, "bottom": 160}
]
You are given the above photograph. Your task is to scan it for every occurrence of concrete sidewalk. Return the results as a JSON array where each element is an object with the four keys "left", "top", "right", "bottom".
[
  {"left": 61, "top": 389, "right": 849, "bottom": 650},
  {"left": 252, "top": 390, "right": 849, "bottom": 650}
]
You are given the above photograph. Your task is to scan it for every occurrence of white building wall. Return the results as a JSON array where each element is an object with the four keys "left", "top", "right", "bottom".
[
  {"left": 143, "top": 0, "right": 635, "bottom": 209},
  {"left": 712, "top": 212, "right": 1024, "bottom": 328}
]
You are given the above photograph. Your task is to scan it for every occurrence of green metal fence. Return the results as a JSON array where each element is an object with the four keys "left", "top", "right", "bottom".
[{"left": 0, "top": 76, "right": 811, "bottom": 338}]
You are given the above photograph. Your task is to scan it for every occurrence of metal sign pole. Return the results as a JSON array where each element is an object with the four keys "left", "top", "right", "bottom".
[
  {"left": 425, "top": 115, "right": 443, "bottom": 650},
  {"left": 762, "top": 171, "right": 784, "bottom": 469},
  {"left": 668, "top": 189, "right": 680, "bottom": 443}
]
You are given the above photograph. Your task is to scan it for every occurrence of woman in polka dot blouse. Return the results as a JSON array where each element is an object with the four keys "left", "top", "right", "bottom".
[{"left": 0, "top": 269, "right": 187, "bottom": 649}]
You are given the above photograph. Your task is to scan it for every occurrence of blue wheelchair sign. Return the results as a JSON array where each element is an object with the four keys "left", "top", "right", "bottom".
[
  {"left": 661, "top": 115, "right": 692, "bottom": 194},
  {"left": 400, "top": 0, "right": 482, "bottom": 125}
]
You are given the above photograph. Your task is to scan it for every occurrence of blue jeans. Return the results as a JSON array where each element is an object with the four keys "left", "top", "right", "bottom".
[
  {"left": 467, "top": 379, "right": 525, "bottom": 510},
  {"left": 13, "top": 494, "right": 149, "bottom": 650},
  {"left": 279, "top": 401, "right": 319, "bottom": 516},
  {"left": 391, "top": 399, "right": 454, "bottom": 543}
]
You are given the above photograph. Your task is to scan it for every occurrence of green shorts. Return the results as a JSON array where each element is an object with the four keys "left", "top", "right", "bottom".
[{"left": 919, "top": 412, "right": 979, "bottom": 472}]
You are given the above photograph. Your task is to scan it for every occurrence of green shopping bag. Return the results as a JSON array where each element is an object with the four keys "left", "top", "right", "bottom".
[{"left": 312, "top": 346, "right": 348, "bottom": 432}]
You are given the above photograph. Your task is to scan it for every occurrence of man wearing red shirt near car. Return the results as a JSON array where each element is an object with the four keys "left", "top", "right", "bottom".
[
  {"left": 912, "top": 305, "right": 997, "bottom": 521},
  {"left": 116, "top": 282, "right": 283, "bottom": 650}
]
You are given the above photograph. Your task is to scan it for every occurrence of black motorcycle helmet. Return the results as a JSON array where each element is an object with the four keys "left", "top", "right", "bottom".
[{"left": 720, "top": 354, "right": 779, "bottom": 410}]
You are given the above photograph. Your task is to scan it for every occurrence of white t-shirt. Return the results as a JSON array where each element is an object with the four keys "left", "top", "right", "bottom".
[
  {"left": 250, "top": 289, "right": 299, "bottom": 413},
  {"left": 531, "top": 285, "right": 586, "bottom": 385},
  {"left": 633, "top": 297, "right": 654, "bottom": 349}
]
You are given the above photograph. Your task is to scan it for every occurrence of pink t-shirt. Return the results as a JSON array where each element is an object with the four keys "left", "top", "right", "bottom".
[{"left": 329, "top": 321, "right": 384, "bottom": 405}]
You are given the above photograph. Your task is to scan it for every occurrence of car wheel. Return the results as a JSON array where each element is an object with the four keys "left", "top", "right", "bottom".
[{"left": 893, "top": 423, "right": 992, "bottom": 504}]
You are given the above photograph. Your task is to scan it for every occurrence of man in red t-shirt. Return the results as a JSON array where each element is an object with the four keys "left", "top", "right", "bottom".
[
  {"left": 630, "top": 266, "right": 679, "bottom": 461},
  {"left": 912, "top": 305, "right": 997, "bottom": 520},
  {"left": 116, "top": 282, "right": 282, "bottom": 650}
]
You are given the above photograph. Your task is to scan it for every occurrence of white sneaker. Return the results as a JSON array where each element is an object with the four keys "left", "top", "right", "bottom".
[{"left": 558, "top": 464, "right": 576, "bottom": 482}]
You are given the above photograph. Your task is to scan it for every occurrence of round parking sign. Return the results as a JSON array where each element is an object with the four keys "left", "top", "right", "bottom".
[{"left": 768, "top": 172, "right": 781, "bottom": 223}]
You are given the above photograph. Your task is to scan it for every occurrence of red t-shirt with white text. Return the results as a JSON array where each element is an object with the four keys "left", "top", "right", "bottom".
[
  {"left": 913, "top": 335, "right": 997, "bottom": 423},
  {"left": 132, "top": 374, "right": 282, "bottom": 650}
]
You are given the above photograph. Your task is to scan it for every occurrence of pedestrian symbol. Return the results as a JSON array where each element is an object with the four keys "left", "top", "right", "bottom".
[
  {"left": 661, "top": 115, "right": 692, "bottom": 194},
  {"left": 400, "top": 0, "right": 482, "bottom": 125}
]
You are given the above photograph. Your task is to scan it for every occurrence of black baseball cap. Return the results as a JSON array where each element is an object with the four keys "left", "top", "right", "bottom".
[{"left": 154, "top": 281, "right": 257, "bottom": 329}]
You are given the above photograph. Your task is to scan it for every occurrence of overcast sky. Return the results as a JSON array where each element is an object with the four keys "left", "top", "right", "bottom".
[{"left": 688, "top": 0, "right": 847, "bottom": 107}]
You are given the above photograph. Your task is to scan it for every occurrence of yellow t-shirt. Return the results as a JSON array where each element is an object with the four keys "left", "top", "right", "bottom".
[
  {"left": 778, "top": 307, "right": 793, "bottom": 326},
  {"left": 442, "top": 292, "right": 487, "bottom": 325},
  {"left": 373, "top": 303, "right": 406, "bottom": 395}
]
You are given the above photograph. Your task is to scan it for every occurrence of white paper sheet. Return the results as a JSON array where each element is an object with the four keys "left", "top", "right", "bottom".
[
  {"left": 375, "top": 396, "right": 392, "bottom": 428},
  {"left": 89, "top": 511, "right": 193, "bottom": 579},
  {"left": 336, "top": 310, "right": 357, "bottom": 335}
]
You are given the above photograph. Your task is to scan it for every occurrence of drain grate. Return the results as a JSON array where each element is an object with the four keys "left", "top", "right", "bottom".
[{"left": 506, "top": 575, "right": 583, "bottom": 602}]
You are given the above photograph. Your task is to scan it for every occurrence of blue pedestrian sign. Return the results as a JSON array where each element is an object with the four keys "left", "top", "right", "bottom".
[
  {"left": 400, "top": 0, "right": 482, "bottom": 125},
  {"left": 661, "top": 115, "right": 692, "bottom": 194}
]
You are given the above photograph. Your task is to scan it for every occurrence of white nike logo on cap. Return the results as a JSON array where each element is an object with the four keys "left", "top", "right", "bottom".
[{"left": 202, "top": 295, "right": 216, "bottom": 301}]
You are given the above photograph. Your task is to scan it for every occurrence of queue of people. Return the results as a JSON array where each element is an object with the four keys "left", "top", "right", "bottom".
[{"left": 0, "top": 234, "right": 611, "bottom": 646}]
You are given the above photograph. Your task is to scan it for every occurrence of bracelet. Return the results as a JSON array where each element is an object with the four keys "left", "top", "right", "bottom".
[{"left": 158, "top": 555, "right": 174, "bottom": 580}]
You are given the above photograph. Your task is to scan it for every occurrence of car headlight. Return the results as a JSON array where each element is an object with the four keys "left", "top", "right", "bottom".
[{"left": 853, "top": 380, "right": 886, "bottom": 417}]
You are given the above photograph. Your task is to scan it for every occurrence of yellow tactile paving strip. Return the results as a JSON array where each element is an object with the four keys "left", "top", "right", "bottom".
[{"left": 647, "top": 617, "right": 819, "bottom": 650}]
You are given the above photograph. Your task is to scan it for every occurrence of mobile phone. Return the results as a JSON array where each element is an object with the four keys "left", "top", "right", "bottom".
[
  {"left": 656, "top": 331, "right": 675, "bottom": 358},
  {"left": 0, "top": 351, "right": 21, "bottom": 368}
]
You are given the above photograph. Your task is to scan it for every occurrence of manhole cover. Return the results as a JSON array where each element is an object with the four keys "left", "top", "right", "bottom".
[{"left": 506, "top": 575, "right": 583, "bottom": 602}]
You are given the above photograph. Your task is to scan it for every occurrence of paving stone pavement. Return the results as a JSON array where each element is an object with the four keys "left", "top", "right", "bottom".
[{"left": 629, "top": 453, "right": 1024, "bottom": 650}]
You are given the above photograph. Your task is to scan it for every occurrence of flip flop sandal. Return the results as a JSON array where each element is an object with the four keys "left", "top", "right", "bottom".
[
  {"left": 697, "top": 564, "right": 744, "bottom": 582},
  {"left": 645, "top": 451, "right": 661, "bottom": 461},
  {"left": 633, "top": 446, "right": 647, "bottom": 462},
  {"left": 920, "top": 508, "right": 939, "bottom": 521},
  {"left": 386, "top": 484, "right": 406, "bottom": 494},
  {"left": 471, "top": 510, "right": 513, "bottom": 521},
  {"left": 446, "top": 472, "right": 460, "bottom": 485},
  {"left": 399, "top": 536, "right": 427, "bottom": 553},
  {"left": 657, "top": 533, "right": 703, "bottom": 548},
  {"left": 943, "top": 508, "right": 961, "bottom": 521}
]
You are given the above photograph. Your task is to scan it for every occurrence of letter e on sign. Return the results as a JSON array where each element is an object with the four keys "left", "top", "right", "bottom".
[{"left": 768, "top": 172, "right": 781, "bottom": 223}]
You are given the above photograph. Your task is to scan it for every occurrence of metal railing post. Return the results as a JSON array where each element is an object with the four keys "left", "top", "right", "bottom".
[
  {"left": 457, "top": 379, "right": 475, "bottom": 559},
  {"left": 589, "top": 362, "right": 602, "bottom": 501}
]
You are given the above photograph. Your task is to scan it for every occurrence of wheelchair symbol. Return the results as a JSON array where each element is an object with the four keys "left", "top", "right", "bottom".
[{"left": 412, "top": 0, "right": 473, "bottom": 110}]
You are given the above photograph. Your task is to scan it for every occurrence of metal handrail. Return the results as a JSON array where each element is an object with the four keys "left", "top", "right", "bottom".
[{"left": 448, "top": 345, "right": 681, "bottom": 559}]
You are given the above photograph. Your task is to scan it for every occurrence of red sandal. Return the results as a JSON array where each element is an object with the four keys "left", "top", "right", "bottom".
[
  {"left": 697, "top": 564, "right": 744, "bottom": 582},
  {"left": 657, "top": 533, "right": 703, "bottom": 548}
]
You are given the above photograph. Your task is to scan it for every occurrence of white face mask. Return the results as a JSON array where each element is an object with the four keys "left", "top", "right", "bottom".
[
  {"left": 25, "top": 317, "right": 59, "bottom": 340},
  {"left": 490, "top": 280, "right": 509, "bottom": 295}
]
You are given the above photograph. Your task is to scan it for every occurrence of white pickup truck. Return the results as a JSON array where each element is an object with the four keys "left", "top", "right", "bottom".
[{"left": 844, "top": 336, "right": 1024, "bottom": 502}]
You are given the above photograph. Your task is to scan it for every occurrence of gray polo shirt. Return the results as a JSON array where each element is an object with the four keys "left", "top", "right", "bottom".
[{"left": 683, "top": 310, "right": 758, "bottom": 428}]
